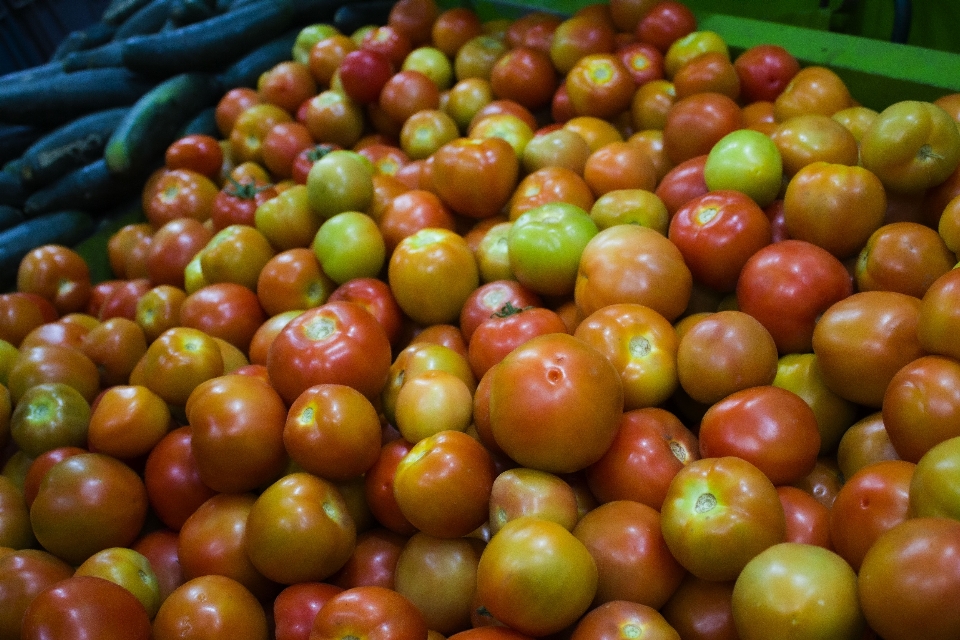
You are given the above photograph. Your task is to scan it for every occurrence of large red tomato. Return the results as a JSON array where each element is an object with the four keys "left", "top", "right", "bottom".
[
  {"left": 429, "top": 136, "right": 519, "bottom": 219},
  {"left": 153, "top": 575, "right": 269, "bottom": 640},
  {"left": 309, "top": 585, "right": 428, "bottom": 640},
  {"left": 21, "top": 575, "right": 151, "bottom": 640}
]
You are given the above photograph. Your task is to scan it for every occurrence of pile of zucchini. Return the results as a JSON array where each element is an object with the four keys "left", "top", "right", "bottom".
[{"left": 0, "top": 0, "right": 394, "bottom": 287}]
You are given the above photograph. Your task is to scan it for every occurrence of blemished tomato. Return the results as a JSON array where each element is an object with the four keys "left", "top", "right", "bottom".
[
  {"left": 488, "top": 333, "right": 624, "bottom": 474},
  {"left": 732, "top": 543, "right": 864, "bottom": 640},
  {"left": 857, "top": 517, "right": 960, "bottom": 640},
  {"left": 153, "top": 575, "right": 269, "bottom": 640},
  {"left": 660, "top": 456, "right": 785, "bottom": 582},
  {"left": 476, "top": 516, "right": 598, "bottom": 637}
]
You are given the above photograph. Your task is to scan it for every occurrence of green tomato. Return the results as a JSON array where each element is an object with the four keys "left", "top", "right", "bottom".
[
  {"left": 402, "top": 46, "right": 454, "bottom": 91},
  {"left": 704, "top": 129, "right": 783, "bottom": 207},
  {"left": 292, "top": 24, "right": 340, "bottom": 65},
  {"left": 508, "top": 202, "right": 599, "bottom": 297},
  {"left": 312, "top": 211, "right": 386, "bottom": 285},
  {"left": 306, "top": 150, "right": 374, "bottom": 220}
]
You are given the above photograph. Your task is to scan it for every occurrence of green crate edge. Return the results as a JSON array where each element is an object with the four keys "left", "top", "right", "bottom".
[{"left": 461, "top": 0, "right": 960, "bottom": 111}]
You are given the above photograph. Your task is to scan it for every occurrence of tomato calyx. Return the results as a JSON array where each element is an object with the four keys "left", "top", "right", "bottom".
[
  {"left": 492, "top": 300, "right": 533, "bottom": 318},
  {"left": 305, "top": 143, "right": 340, "bottom": 163},
  {"left": 695, "top": 492, "right": 718, "bottom": 513},
  {"left": 223, "top": 177, "right": 274, "bottom": 200}
]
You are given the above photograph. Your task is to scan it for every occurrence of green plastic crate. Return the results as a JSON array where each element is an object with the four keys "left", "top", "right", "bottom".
[{"left": 451, "top": 0, "right": 960, "bottom": 111}]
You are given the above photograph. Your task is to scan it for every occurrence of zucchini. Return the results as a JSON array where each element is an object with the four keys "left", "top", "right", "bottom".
[
  {"left": 120, "top": 0, "right": 295, "bottom": 78},
  {"left": 23, "top": 159, "right": 148, "bottom": 218},
  {"left": 169, "top": 0, "right": 216, "bottom": 26},
  {"left": 0, "top": 211, "right": 95, "bottom": 290},
  {"left": 19, "top": 107, "right": 131, "bottom": 188},
  {"left": 51, "top": 21, "right": 119, "bottom": 60},
  {"left": 0, "top": 206, "right": 25, "bottom": 233},
  {"left": 61, "top": 40, "right": 126, "bottom": 72},
  {"left": 112, "top": 0, "right": 174, "bottom": 40},
  {"left": 0, "top": 170, "right": 28, "bottom": 208},
  {"left": 290, "top": 0, "right": 350, "bottom": 23},
  {"left": 214, "top": 27, "right": 300, "bottom": 91},
  {"left": 0, "top": 67, "right": 156, "bottom": 127},
  {"left": 179, "top": 106, "right": 220, "bottom": 138},
  {"left": 102, "top": 0, "right": 156, "bottom": 25},
  {"left": 0, "top": 123, "right": 48, "bottom": 166},
  {"left": 104, "top": 72, "right": 221, "bottom": 178},
  {"left": 333, "top": 1, "right": 394, "bottom": 34}
]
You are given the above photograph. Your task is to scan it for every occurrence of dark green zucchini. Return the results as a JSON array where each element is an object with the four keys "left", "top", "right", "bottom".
[
  {"left": 60, "top": 40, "right": 126, "bottom": 72},
  {"left": 333, "top": 1, "right": 394, "bottom": 34},
  {"left": 102, "top": 0, "right": 157, "bottom": 25},
  {"left": 104, "top": 72, "right": 221, "bottom": 178},
  {"left": 0, "top": 67, "right": 156, "bottom": 127},
  {"left": 0, "top": 123, "right": 48, "bottom": 166},
  {"left": 290, "top": 0, "right": 351, "bottom": 23},
  {"left": 120, "top": 0, "right": 295, "bottom": 78},
  {"left": 112, "top": 0, "right": 174, "bottom": 40},
  {"left": 0, "top": 169, "right": 29, "bottom": 208},
  {"left": 22, "top": 159, "right": 148, "bottom": 218},
  {"left": 0, "top": 210, "right": 96, "bottom": 290},
  {"left": 214, "top": 27, "right": 300, "bottom": 91},
  {"left": 51, "top": 21, "right": 119, "bottom": 61},
  {"left": 169, "top": 0, "right": 216, "bottom": 26},
  {"left": 19, "top": 107, "right": 131, "bottom": 188},
  {"left": 0, "top": 61, "right": 65, "bottom": 86},
  {"left": 0, "top": 206, "right": 25, "bottom": 233},
  {"left": 178, "top": 106, "right": 220, "bottom": 138}
]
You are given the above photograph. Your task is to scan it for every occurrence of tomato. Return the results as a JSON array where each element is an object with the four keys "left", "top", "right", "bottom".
[
  {"left": 87, "top": 384, "right": 170, "bottom": 461},
  {"left": 9, "top": 382, "right": 90, "bottom": 458},
  {"left": 0, "top": 475, "right": 31, "bottom": 550},
  {"left": 29, "top": 452, "right": 147, "bottom": 565},
  {"left": 589, "top": 187, "right": 670, "bottom": 234},
  {"left": 165, "top": 133, "right": 223, "bottom": 179},
  {"left": 564, "top": 53, "right": 635, "bottom": 120},
  {"left": 143, "top": 426, "right": 216, "bottom": 531},
  {"left": 732, "top": 543, "right": 864, "bottom": 640},
  {"left": 770, "top": 113, "right": 859, "bottom": 176},
  {"left": 476, "top": 517, "right": 598, "bottom": 636},
  {"left": 663, "top": 30, "right": 729, "bottom": 79},
  {"left": 812, "top": 291, "right": 924, "bottom": 408},
  {"left": 703, "top": 129, "right": 783, "bottom": 207},
  {"left": 617, "top": 40, "right": 665, "bottom": 86},
  {"left": 131, "top": 326, "right": 224, "bottom": 407},
  {"left": 918, "top": 268, "right": 960, "bottom": 361},
  {"left": 857, "top": 517, "right": 960, "bottom": 640},
  {"left": 488, "top": 467, "right": 579, "bottom": 536},
  {"left": 393, "top": 532, "right": 485, "bottom": 634},
  {"left": 306, "top": 149, "right": 375, "bottom": 221},
  {"left": 488, "top": 333, "right": 623, "bottom": 474},
  {"left": 400, "top": 109, "right": 460, "bottom": 160},
  {"left": 699, "top": 385, "right": 821, "bottom": 485},
  {"left": 312, "top": 211, "right": 386, "bottom": 285},
  {"left": 910, "top": 435, "right": 960, "bottom": 519},
  {"left": 309, "top": 585, "right": 427, "bottom": 640},
  {"left": 430, "top": 136, "right": 519, "bottom": 219},
  {"left": 332, "top": 527, "right": 406, "bottom": 590},
  {"left": 186, "top": 373, "right": 287, "bottom": 494},
  {"left": 284, "top": 383, "right": 382, "bottom": 481},
  {"left": 661, "top": 456, "right": 785, "bottom": 582},
  {"left": 776, "top": 485, "right": 832, "bottom": 548},
  {"left": 573, "top": 500, "right": 686, "bottom": 609},
  {"left": 488, "top": 46, "right": 557, "bottom": 112},
  {"left": 733, "top": 44, "right": 800, "bottom": 103},
  {"left": 583, "top": 140, "right": 657, "bottom": 197},
  {"left": 782, "top": 161, "right": 887, "bottom": 259},
  {"left": 153, "top": 575, "right": 269, "bottom": 640},
  {"left": 677, "top": 310, "right": 778, "bottom": 405},
  {"left": 668, "top": 189, "right": 772, "bottom": 293},
  {"left": 74, "top": 546, "right": 161, "bottom": 619},
  {"left": 673, "top": 50, "right": 740, "bottom": 100},
  {"left": 660, "top": 574, "right": 737, "bottom": 640},
  {"left": 459, "top": 280, "right": 542, "bottom": 343},
  {"left": 143, "top": 168, "right": 219, "bottom": 227},
  {"left": 274, "top": 582, "right": 343, "bottom": 640},
  {"left": 860, "top": 100, "right": 960, "bottom": 193},
  {"left": 179, "top": 282, "right": 265, "bottom": 353},
  {"left": 663, "top": 92, "right": 743, "bottom": 165},
  {"left": 835, "top": 411, "right": 900, "bottom": 481},
  {"left": 392, "top": 429, "right": 494, "bottom": 538},
  {"left": 635, "top": 0, "right": 696, "bottom": 52},
  {"left": 21, "top": 575, "right": 151, "bottom": 640},
  {"left": 0, "top": 549, "right": 74, "bottom": 639},
  {"left": 575, "top": 224, "right": 692, "bottom": 322},
  {"left": 16, "top": 245, "right": 91, "bottom": 316},
  {"left": 773, "top": 66, "right": 853, "bottom": 121},
  {"left": 654, "top": 153, "right": 708, "bottom": 216},
  {"left": 507, "top": 166, "right": 595, "bottom": 221},
  {"left": 856, "top": 221, "right": 955, "bottom": 298},
  {"left": 736, "top": 239, "right": 854, "bottom": 354},
  {"left": 267, "top": 301, "right": 392, "bottom": 404}
]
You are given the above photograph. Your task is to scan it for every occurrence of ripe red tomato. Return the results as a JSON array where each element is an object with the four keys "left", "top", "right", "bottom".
[
  {"left": 776, "top": 485, "right": 833, "bottom": 548},
  {"left": 663, "top": 92, "right": 743, "bottom": 165},
  {"left": 21, "top": 575, "right": 151, "bottom": 640},
  {"left": 882, "top": 355, "right": 960, "bottom": 462},
  {"left": 0, "top": 549, "right": 74, "bottom": 639},
  {"left": 309, "top": 585, "right": 428, "bottom": 640},
  {"left": 635, "top": 0, "right": 697, "bottom": 52},
  {"left": 660, "top": 574, "right": 738, "bottom": 640},
  {"left": 733, "top": 44, "right": 800, "bottom": 103},
  {"left": 143, "top": 426, "right": 217, "bottom": 531},
  {"left": 467, "top": 304, "right": 567, "bottom": 380},
  {"left": 16, "top": 245, "right": 91, "bottom": 316},
  {"left": 266, "top": 301, "right": 392, "bottom": 404},
  {"left": 429, "top": 136, "right": 519, "bottom": 219},
  {"left": 153, "top": 575, "right": 269, "bottom": 640},
  {"left": 274, "top": 582, "right": 344, "bottom": 640},
  {"left": 165, "top": 133, "right": 224, "bottom": 179}
]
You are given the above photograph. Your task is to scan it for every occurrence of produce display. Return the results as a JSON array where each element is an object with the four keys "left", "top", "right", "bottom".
[{"left": 2, "top": 0, "right": 960, "bottom": 638}]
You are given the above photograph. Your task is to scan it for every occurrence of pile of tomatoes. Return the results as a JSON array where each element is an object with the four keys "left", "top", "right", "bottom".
[{"left": 2, "top": 0, "right": 960, "bottom": 638}]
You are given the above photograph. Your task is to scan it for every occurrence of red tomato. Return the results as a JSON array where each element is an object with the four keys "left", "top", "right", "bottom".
[
  {"left": 458, "top": 280, "right": 542, "bottom": 343},
  {"left": 165, "top": 133, "right": 224, "bottom": 179},
  {"left": 467, "top": 304, "right": 568, "bottom": 380},
  {"left": 858, "top": 517, "right": 960, "bottom": 640},
  {"left": 571, "top": 600, "right": 681, "bottom": 640},
  {"left": 364, "top": 438, "right": 418, "bottom": 536},
  {"left": 143, "top": 168, "right": 219, "bottom": 228},
  {"left": 186, "top": 373, "right": 288, "bottom": 494},
  {"left": 332, "top": 527, "right": 407, "bottom": 590},
  {"left": 130, "top": 326, "right": 224, "bottom": 408},
  {"left": 776, "top": 485, "right": 833, "bottom": 548},
  {"left": 21, "top": 575, "right": 151, "bottom": 640},
  {"left": 699, "top": 385, "right": 821, "bottom": 485},
  {"left": 0, "top": 549, "right": 75, "bottom": 639},
  {"left": 635, "top": 0, "right": 697, "bottom": 52},
  {"left": 856, "top": 221, "right": 955, "bottom": 298},
  {"left": 663, "top": 92, "right": 743, "bottom": 165},
  {"left": 274, "top": 582, "right": 344, "bottom": 640},
  {"left": 654, "top": 154, "right": 709, "bottom": 216},
  {"left": 918, "top": 268, "right": 960, "bottom": 361},
  {"left": 429, "top": 136, "right": 519, "bottom": 219},
  {"left": 328, "top": 277, "right": 404, "bottom": 347},
  {"left": 733, "top": 44, "right": 800, "bottom": 103},
  {"left": 661, "top": 574, "right": 738, "bottom": 640},
  {"left": 266, "top": 301, "right": 392, "bottom": 404},
  {"left": 476, "top": 517, "right": 598, "bottom": 636},
  {"left": 144, "top": 426, "right": 216, "bottom": 531},
  {"left": 16, "top": 245, "right": 91, "bottom": 316},
  {"left": 736, "top": 239, "right": 854, "bottom": 354},
  {"left": 573, "top": 500, "right": 686, "bottom": 608},
  {"left": 668, "top": 190, "right": 772, "bottom": 293},
  {"left": 153, "top": 575, "right": 269, "bottom": 640},
  {"left": 488, "top": 333, "right": 624, "bottom": 474},
  {"left": 660, "top": 456, "right": 785, "bottom": 582},
  {"left": 882, "top": 355, "right": 960, "bottom": 462},
  {"left": 565, "top": 53, "right": 636, "bottom": 120},
  {"left": 179, "top": 282, "right": 266, "bottom": 353},
  {"left": 828, "top": 459, "right": 915, "bottom": 571},
  {"left": 309, "top": 585, "right": 427, "bottom": 640}
]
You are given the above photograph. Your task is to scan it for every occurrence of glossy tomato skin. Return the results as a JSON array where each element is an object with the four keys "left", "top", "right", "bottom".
[
  {"left": 736, "top": 239, "right": 854, "bottom": 355},
  {"left": 308, "top": 585, "right": 428, "bottom": 640},
  {"left": 733, "top": 44, "right": 800, "bottom": 103},
  {"left": 274, "top": 582, "right": 344, "bottom": 640},
  {"left": 467, "top": 305, "right": 567, "bottom": 380},
  {"left": 488, "top": 333, "right": 624, "bottom": 474},
  {"left": 570, "top": 600, "right": 680, "bottom": 640},
  {"left": 430, "top": 136, "right": 519, "bottom": 219},
  {"left": 21, "top": 575, "right": 151, "bottom": 640},
  {"left": 153, "top": 574, "right": 269, "bottom": 640},
  {"left": 857, "top": 517, "right": 960, "bottom": 640},
  {"left": 776, "top": 485, "right": 832, "bottom": 548},
  {"left": 267, "top": 301, "right": 392, "bottom": 404},
  {"left": 882, "top": 355, "right": 960, "bottom": 463},
  {"left": 660, "top": 573, "right": 738, "bottom": 640},
  {"left": 660, "top": 456, "right": 786, "bottom": 582},
  {"left": 0, "top": 549, "right": 74, "bottom": 639}
]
